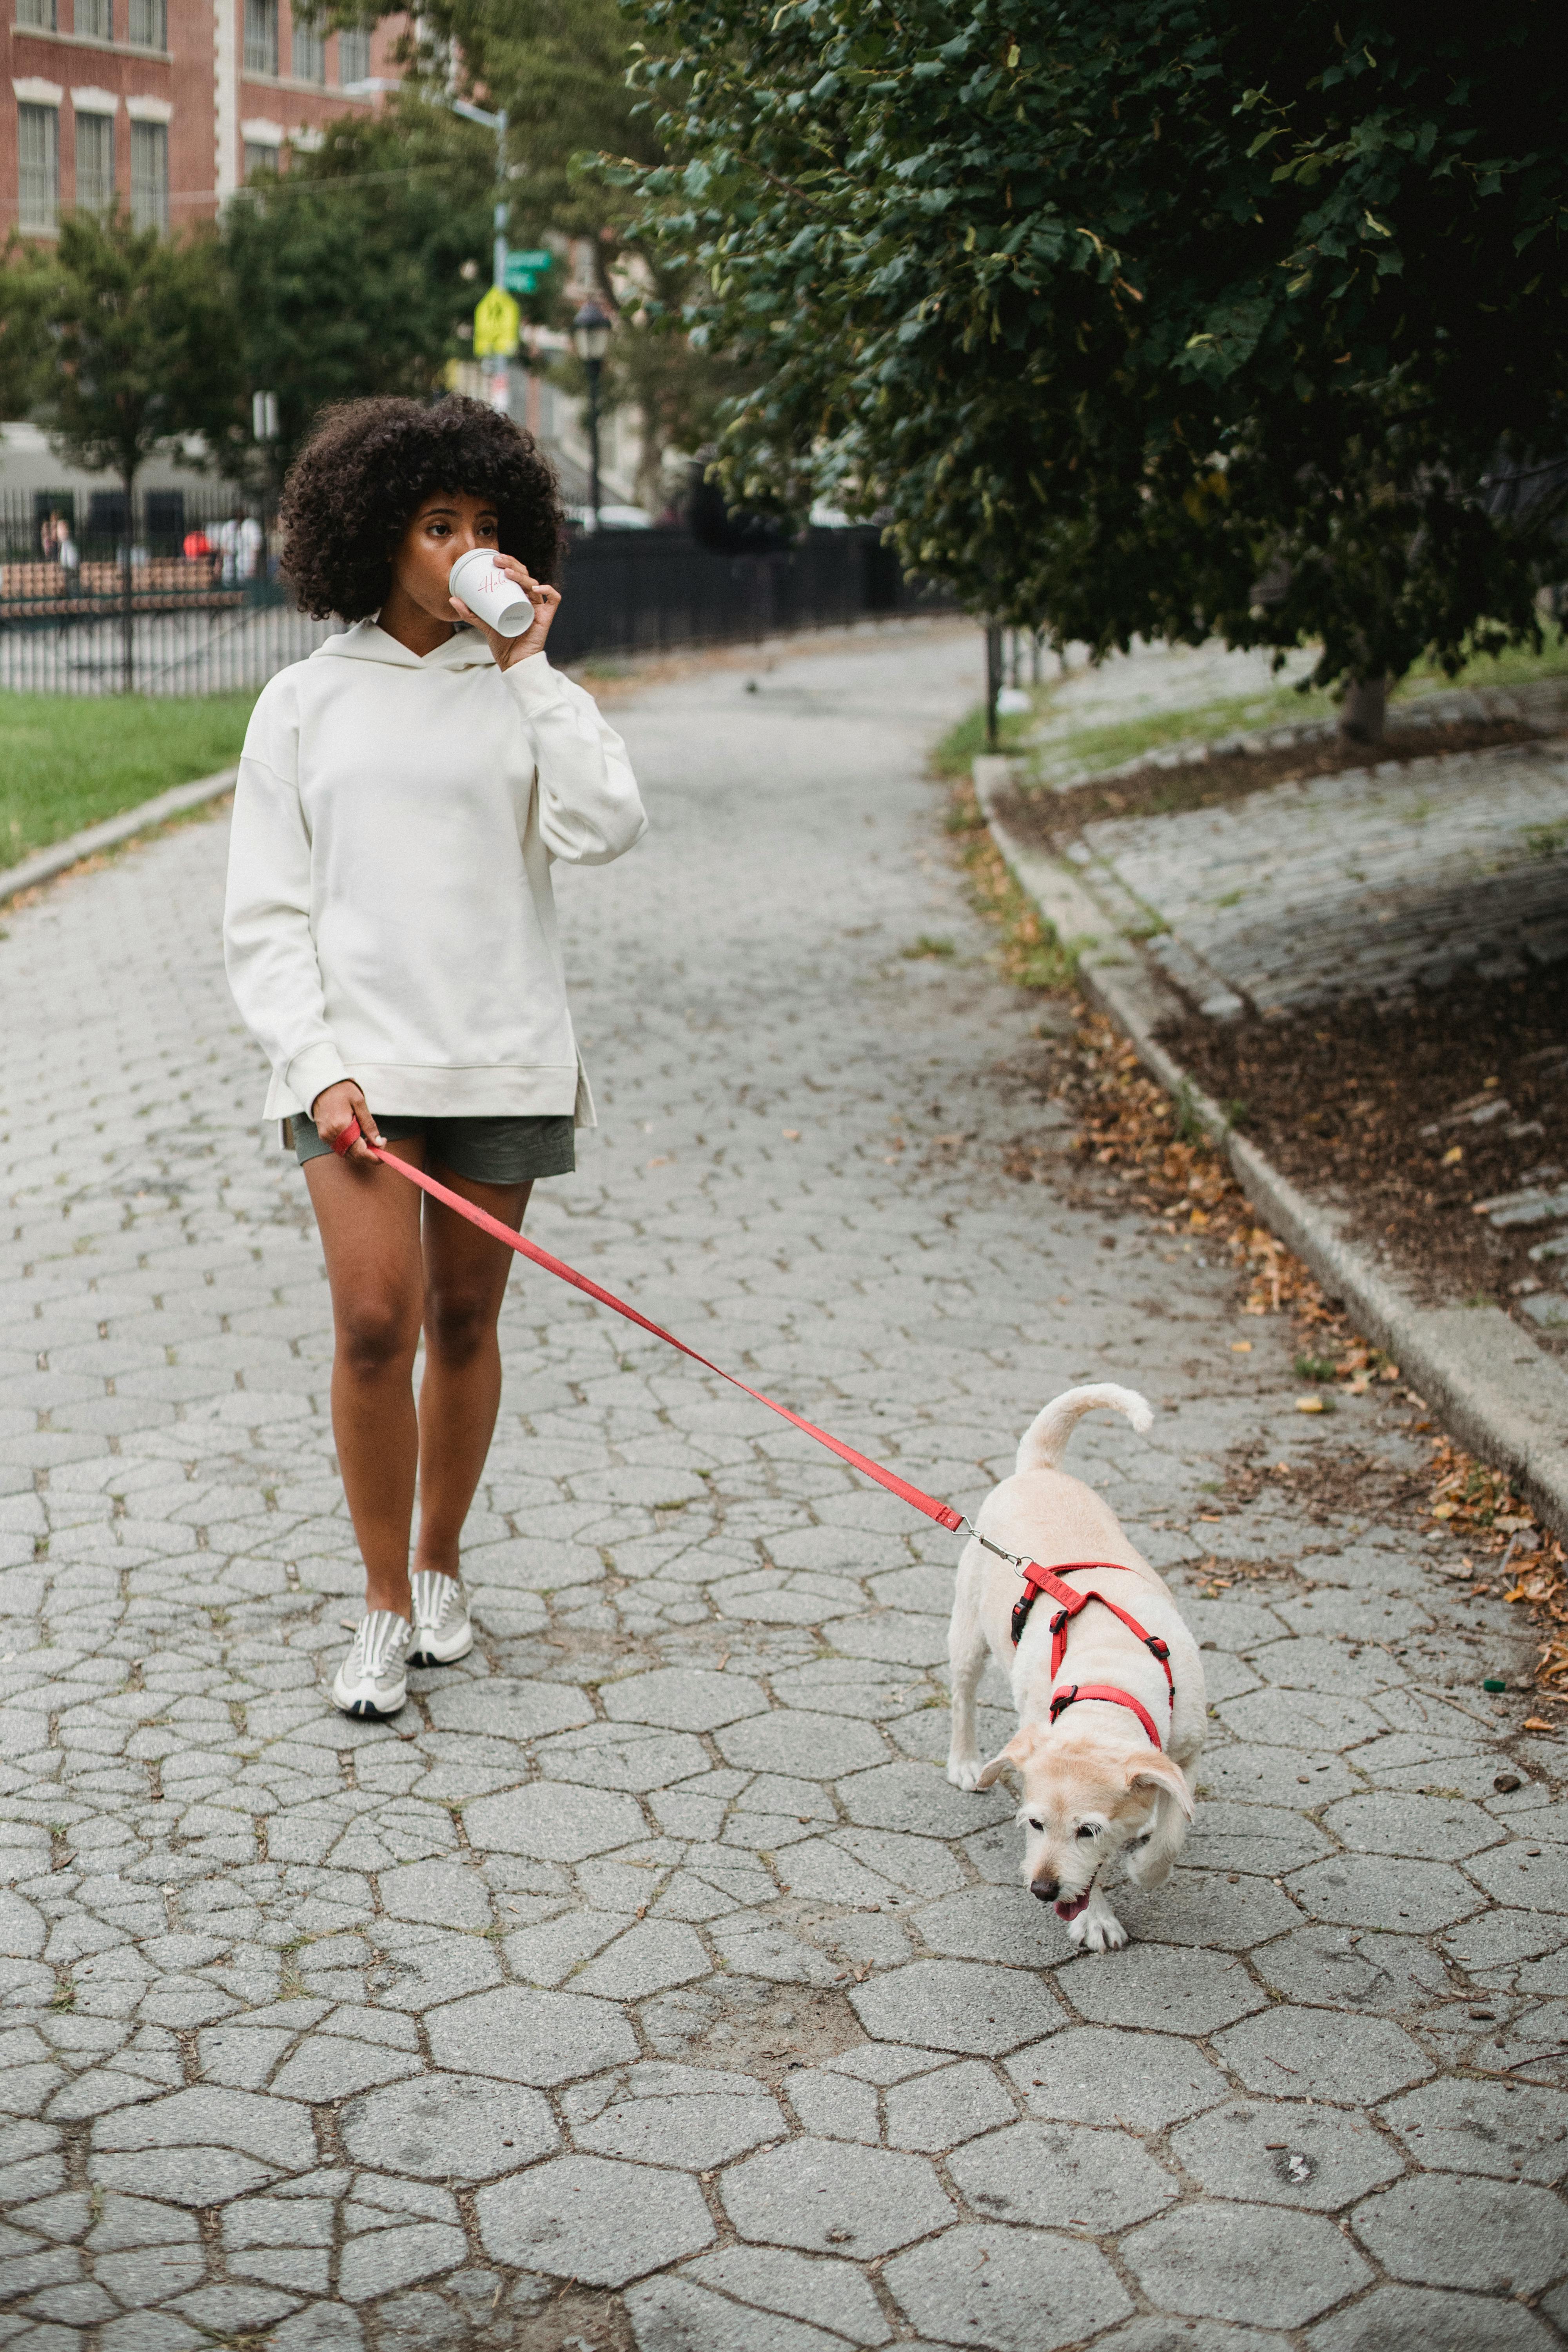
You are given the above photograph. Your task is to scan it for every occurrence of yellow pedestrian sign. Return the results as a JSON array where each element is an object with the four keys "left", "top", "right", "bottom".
[{"left": 473, "top": 287, "right": 520, "bottom": 358}]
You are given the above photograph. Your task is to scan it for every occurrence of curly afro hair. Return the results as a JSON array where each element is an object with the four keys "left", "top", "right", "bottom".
[{"left": 279, "top": 395, "right": 564, "bottom": 622}]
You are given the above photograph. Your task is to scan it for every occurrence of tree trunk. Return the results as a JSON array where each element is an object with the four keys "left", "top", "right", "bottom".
[
  {"left": 120, "top": 470, "right": 136, "bottom": 696},
  {"left": 1339, "top": 675, "right": 1387, "bottom": 745},
  {"left": 985, "top": 622, "right": 1004, "bottom": 751}
]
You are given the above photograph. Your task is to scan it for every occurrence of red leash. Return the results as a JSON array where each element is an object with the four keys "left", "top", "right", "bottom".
[
  {"left": 329, "top": 1114, "right": 1174, "bottom": 1744},
  {"left": 331, "top": 1116, "right": 965, "bottom": 1538}
]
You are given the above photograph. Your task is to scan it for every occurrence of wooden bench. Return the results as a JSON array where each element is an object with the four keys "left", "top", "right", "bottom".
[{"left": 0, "top": 558, "right": 247, "bottom": 621}]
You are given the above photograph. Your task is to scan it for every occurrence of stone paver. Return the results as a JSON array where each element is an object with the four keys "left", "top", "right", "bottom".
[
  {"left": 1059, "top": 700, "right": 1568, "bottom": 1017},
  {"left": 0, "top": 624, "right": 1563, "bottom": 2343}
]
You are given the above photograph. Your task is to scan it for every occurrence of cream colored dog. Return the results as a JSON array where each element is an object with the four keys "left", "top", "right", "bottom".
[{"left": 947, "top": 1383, "right": 1205, "bottom": 1952}]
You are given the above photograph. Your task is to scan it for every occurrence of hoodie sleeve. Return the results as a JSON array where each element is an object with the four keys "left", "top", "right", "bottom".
[
  {"left": 502, "top": 653, "right": 648, "bottom": 865},
  {"left": 222, "top": 679, "right": 350, "bottom": 1116}
]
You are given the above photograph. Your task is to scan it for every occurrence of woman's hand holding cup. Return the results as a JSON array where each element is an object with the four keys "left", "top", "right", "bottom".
[
  {"left": 450, "top": 550, "right": 561, "bottom": 671},
  {"left": 312, "top": 1080, "right": 382, "bottom": 1163}
]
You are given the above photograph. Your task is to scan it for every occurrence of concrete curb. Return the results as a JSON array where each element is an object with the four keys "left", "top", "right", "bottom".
[
  {"left": 975, "top": 753, "right": 1568, "bottom": 1540},
  {"left": 0, "top": 766, "right": 238, "bottom": 908}
]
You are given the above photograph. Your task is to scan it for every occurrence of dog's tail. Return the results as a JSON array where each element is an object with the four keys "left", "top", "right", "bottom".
[{"left": 1015, "top": 1383, "right": 1154, "bottom": 1475}]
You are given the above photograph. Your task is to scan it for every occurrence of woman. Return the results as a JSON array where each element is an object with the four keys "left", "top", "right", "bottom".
[{"left": 223, "top": 396, "right": 646, "bottom": 1719}]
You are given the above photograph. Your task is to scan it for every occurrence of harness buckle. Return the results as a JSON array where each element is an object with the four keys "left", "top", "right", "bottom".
[{"left": 1146, "top": 1635, "right": 1170, "bottom": 1660}]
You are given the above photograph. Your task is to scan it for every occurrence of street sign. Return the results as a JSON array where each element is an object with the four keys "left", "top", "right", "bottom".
[
  {"left": 504, "top": 249, "right": 553, "bottom": 296},
  {"left": 473, "top": 286, "right": 521, "bottom": 357}
]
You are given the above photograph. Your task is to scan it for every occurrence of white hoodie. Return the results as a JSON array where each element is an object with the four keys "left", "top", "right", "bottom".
[{"left": 223, "top": 620, "right": 646, "bottom": 1124}]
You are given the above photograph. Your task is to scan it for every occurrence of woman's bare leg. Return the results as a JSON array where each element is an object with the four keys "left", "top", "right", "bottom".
[
  {"left": 414, "top": 1171, "right": 530, "bottom": 1579},
  {"left": 303, "top": 1139, "right": 427, "bottom": 1618}
]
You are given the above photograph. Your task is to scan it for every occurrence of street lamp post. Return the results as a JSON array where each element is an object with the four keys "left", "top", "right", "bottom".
[
  {"left": 571, "top": 300, "right": 612, "bottom": 531},
  {"left": 451, "top": 97, "right": 510, "bottom": 408}
]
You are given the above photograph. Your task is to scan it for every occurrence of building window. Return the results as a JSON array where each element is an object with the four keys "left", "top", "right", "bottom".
[
  {"left": 127, "top": 0, "right": 165, "bottom": 46},
  {"left": 337, "top": 25, "right": 369, "bottom": 83},
  {"left": 290, "top": 16, "right": 325, "bottom": 81},
  {"left": 129, "top": 116, "right": 167, "bottom": 228},
  {"left": 243, "top": 0, "right": 279, "bottom": 75},
  {"left": 18, "top": 103, "right": 59, "bottom": 234},
  {"left": 242, "top": 138, "right": 279, "bottom": 179},
  {"left": 75, "top": 110, "right": 115, "bottom": 209},
  {"left": 15, "top": 0, "right": 58, "bottom": 27},
  {"left": 76, "top": 0, "right": 113, "bottom": 35}
]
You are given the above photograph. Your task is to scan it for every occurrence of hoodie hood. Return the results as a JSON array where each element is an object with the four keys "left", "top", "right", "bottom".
[{"left": 312, "top": 618, "right": 497, "bottom": 671}]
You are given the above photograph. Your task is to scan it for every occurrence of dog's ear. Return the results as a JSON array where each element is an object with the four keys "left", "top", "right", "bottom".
[
  {"left": 975, "top": 1730, "right": 1041, "bottom": 1789},
  {"left": 1126, "top": 1753, "right": 1194, "bottom": 1820}
]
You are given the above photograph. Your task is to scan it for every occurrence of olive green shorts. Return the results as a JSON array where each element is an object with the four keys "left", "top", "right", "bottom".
[{"left": 290, "top": 1111, "right": 575, "bottom": 1185}]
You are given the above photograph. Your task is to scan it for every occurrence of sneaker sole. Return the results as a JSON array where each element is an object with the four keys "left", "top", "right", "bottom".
[
  {"left": 408, "top": 1624, "right": 474, "bottom": 1669},
  {"left": 332, "top": 1679, "right": 407, "bottom": 1718}
]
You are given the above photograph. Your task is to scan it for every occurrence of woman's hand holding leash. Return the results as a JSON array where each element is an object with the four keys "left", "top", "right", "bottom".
[
  {"left": 450, "top": 554, "right": 561, "bottom": 672},
  {"left": 312, "top": 1080, "right": 382, "bottom": 1164}
]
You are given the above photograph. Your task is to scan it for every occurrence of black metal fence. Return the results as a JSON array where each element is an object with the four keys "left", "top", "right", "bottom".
[
  {"left": 544, "top": 526, "right": 949, "bottom": 666},
  {"left": 0, "top": 488, "right": 955, "bottom": 698},
  {"left": 0, "top": 485, "right": 298, "bottom": 697}
]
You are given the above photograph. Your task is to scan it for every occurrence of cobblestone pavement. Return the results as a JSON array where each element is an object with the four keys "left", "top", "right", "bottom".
[
  {"left": 2, "top": 622, "right": 1566, "bottom": 2351},
  {"left": 1068, "top": 733, "right": 1568, "bottom": 1021}
]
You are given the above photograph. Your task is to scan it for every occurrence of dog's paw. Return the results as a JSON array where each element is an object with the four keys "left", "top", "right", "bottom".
[
  {"left": 946, "top": 1756, "right": 983, "bottom": 1791},
  {"left": 1070, "top": 1904, "right": 1129, "bottom": 1953}
]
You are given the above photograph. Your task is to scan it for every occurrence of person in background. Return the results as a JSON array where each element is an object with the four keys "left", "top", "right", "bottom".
[{"left": 216, "top": 505, "right": 264, "bottom": 584}]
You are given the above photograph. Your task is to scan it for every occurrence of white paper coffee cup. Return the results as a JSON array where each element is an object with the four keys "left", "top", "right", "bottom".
[{"left": 449, "top": 549, "right": 534, "bottom": 638}]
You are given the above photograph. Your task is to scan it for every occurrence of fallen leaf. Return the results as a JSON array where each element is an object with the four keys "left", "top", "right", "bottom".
[
  {"left": 1441, "top": 1145, "right": 1463, "bottom": 1166},
  {"left": 1231, "top": 1341, "right": 1252, "bottom": 1353},
  {"left": 1295, "top": 1396, "right": 1327, "bottom": 1414},
  {"left": 782, "top": 1129, "right": 801, "bottom": 1140},
  {"left": 1524, "top": 1717, "right": 1557, "bottom": 1732}
]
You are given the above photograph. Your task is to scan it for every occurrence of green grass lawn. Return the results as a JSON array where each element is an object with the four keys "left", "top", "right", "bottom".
[
  {"left": 999, "top": 626, "right": 1568, "bottom": 786},
  {"left": 0, "top": 691, "right": 257, "bottom": 870}
]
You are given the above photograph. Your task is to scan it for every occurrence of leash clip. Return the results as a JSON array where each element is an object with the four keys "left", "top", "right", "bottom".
[{"left": 960, "top": 1518, "right": 1033, "bottom": 1581}]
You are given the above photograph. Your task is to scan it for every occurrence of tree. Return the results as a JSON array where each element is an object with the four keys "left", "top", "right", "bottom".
[
  {"left": 619, "top": 2, "right": 1568, "bottom": 715},
  {"left": 0, "top": 235, "right": 50, "bottom": 418},
  {"left": 212, "top": 115, "right": 492, "bottom": 488},
  {"left": 22, "top": 210, "right": 240, "bottom": 689},
  {"left": 308, "top": 0, "right": 753, "bottom": 503}
]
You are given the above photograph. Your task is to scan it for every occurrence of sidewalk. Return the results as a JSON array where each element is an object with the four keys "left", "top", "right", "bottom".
[
  {"left": 991, "top": 648, "right": 1568, "bottom": 1351},
  {"left": 1, "top": 624, "right": 1565, "bottom": 2350}
]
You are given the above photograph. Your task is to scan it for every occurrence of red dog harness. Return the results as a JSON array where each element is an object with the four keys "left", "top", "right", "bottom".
[{"left": 1006, "top": 1557, "right": 1174, "bottom": 1750}]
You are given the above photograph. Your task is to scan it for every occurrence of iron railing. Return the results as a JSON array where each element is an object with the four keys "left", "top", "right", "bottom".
[{"left": 0, "top": 490, "right": 955, "bottom": 697}]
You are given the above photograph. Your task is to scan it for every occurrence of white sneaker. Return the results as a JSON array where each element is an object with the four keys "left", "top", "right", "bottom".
[
  {"left": 331, "top": 1611, "right": 412, "bottom": 1718},
  {"left": 409, "top": 1571, "right": 474, "bottom": 1668}
]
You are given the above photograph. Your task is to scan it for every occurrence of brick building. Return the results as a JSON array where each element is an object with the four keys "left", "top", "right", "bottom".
[{"left": 2, "top": 0, "right": 401, "bottom": 239}]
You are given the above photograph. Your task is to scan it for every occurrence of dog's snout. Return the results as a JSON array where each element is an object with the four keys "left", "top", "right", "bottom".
[{"left": 1030, "top": 1877, "right": 1059, "bottom": 1904}]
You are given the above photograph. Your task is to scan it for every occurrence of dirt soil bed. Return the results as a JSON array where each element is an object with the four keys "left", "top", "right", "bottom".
[
  {"left": 1000, "top": 711, "right": 1546, "bottom": 842},
  {"left": 1164, "top": 967, "right": 1568, "bottom": 1336}
]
